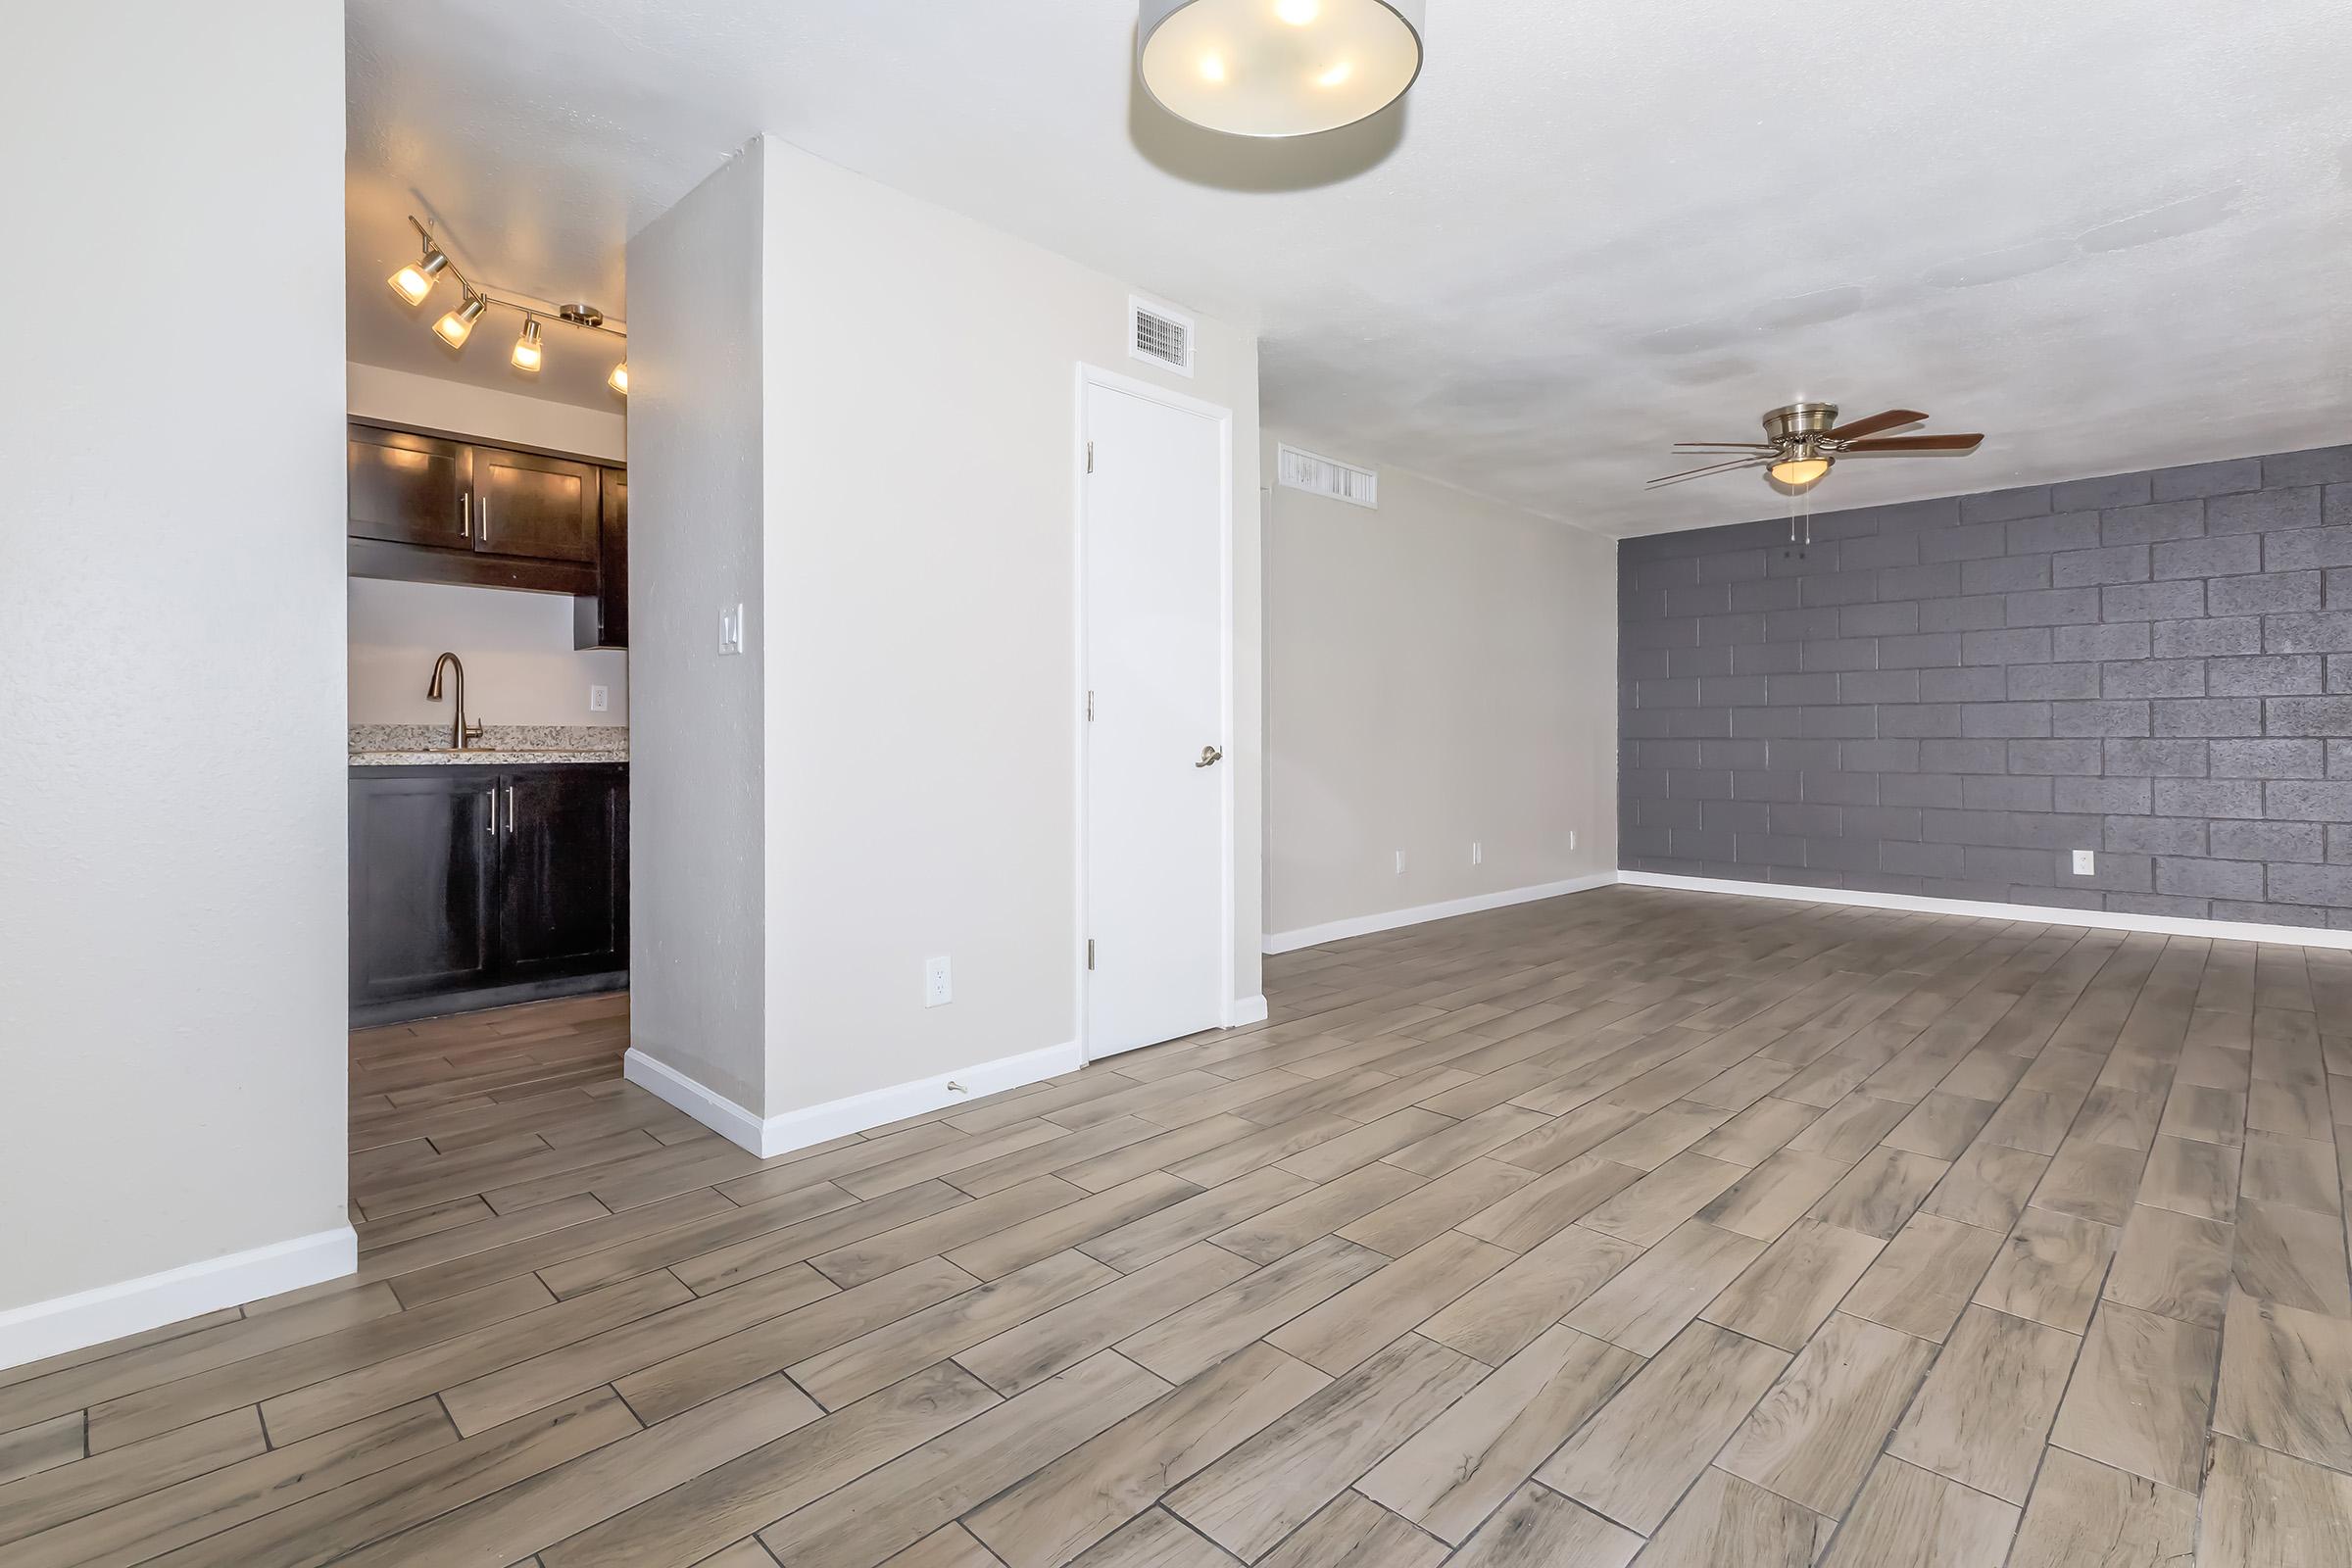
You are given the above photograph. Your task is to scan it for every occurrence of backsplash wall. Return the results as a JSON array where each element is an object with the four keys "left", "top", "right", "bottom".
[
  {"left": 349, "top": 577, "right": 628, "bottom": 726},
  {"left": 1618, "top": 444, "right": 2352, "bottom": 929}
]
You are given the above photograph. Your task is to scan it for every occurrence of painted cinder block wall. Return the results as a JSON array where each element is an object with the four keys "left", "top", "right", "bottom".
[{"left": 1617, "top": 444, "right": 2352, "bottom": 929}]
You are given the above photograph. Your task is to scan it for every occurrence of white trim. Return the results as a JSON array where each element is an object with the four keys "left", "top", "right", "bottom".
[
  {"left": 622, "top": 1050, "right": 771, "bottom": 1153},
  {"left": 626, "top": 1040, "right": 1088, "bottom": 1160},
  {"left": 0, "top": 1226, "right": 357, "bottom": 1373},
  {"left": 1620, "top": 870, "right": 2352, "bottom": 950},
  {"left": 1073, "top": 363, "right": 1239, "bottom": 1061},
  {"left": 1263, "top": 873, "right": 1619, "bottom": 955},
  {"left": 1230, "top": 995, "right": 1269, "bottom": 1026}
]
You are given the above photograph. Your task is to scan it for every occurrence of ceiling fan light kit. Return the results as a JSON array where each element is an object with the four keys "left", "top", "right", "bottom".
[
  {"left": 1648, "top": 401, "right": 1985, "bottom": 492},
  {"left": 384, "top": 215, "right": 629, "bottom": 395},
  {"left": 1138, "top": 0, "right": 1425, "bottom": 137}
]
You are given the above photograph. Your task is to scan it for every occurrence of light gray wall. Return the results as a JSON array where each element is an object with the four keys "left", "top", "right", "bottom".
[
  {"left": 626, "top": 144, "right": 771, "bottom": 1110},
  {"left": 760, "top": 138, "right": 1263, "bottom": 1111},
  {"left": 1266, "top": 447, "right": 1618, "bottom": 940},
  {"left": 1619, "top": 446, "right": 2352, "bottom": 929},
  {"left": 0, "top": 3, "right": 349, "bottom": 1315}
]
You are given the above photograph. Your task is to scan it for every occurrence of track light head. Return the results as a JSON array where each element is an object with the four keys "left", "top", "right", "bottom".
[
  {"left": 608, "top": 360, "right": 629, "bottom": 396},
  {"left": 433, "top": 290, "right": 486, "bottom": 348},
  {"left": 512, "top": 318, "right": 544, "bottom": 372},
  {"left": 388, "top": 243, "right": 450, "bottom": 307}
]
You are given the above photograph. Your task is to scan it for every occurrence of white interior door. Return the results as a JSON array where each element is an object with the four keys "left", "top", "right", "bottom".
[{"left": 1084, "top": 376, "right": 1228, "bottom": 1058}]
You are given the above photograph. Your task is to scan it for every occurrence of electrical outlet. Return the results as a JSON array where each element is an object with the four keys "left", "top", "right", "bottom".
[
  {"left": 923, "top": 956, "right": 952, "bottom": 1007},
  {"left": 2072, "top": 850, "right": 2095, "bottom": 876},
  {"left": 588, "top": 685, "right": 610, "bottom": 713},
  {"left": 1470, "top": 841, "right": 1483, "bottom": 865},
  {"left": 718, "top": 604, "right": 745, "bottom": 656},
  {"left": 1394, "top": 850, "right": 1406, "bottom": 875}
]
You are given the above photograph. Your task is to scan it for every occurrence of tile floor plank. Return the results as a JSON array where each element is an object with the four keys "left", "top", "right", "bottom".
[{"left": 39, "top": 898, "right": 2352, "bottom": 1568}]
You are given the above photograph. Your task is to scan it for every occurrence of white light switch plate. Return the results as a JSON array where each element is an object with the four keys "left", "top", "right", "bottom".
[
  {"left": 2072, "top": 850, "right": 2095, "bottom": 875},
  {"left": 719, "top": 604, "right": 745, "bottom": 656}
]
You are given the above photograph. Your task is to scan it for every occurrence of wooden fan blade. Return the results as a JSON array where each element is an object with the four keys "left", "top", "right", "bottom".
[
  {"left": 1839, "top": 433, "right": 1984, "bottom": 453},
  {"left": 1646, "top": 457, "right": 1771, "bottom": 488},
  {"left": 1825, "top": 408, "right": 1927, "bottom": 441}
]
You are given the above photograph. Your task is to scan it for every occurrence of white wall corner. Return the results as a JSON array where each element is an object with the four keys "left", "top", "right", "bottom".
[
  {"left": 1619, "top": 870, "right": 2352, "bottom": 951},
  {"left": 0, "top": 1226, "right": 357, "bottom": 1374},
  {"left": 1262, "top": 873, "right": 1619, "bottom": 955},
  {"left": 628, "top": 1038, "right": 1087, "bottom": 1160}
]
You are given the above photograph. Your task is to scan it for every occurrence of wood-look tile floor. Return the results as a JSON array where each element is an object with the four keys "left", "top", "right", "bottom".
[{"left": 8, "top": 887, "right": 2352, "bottom": 1567}]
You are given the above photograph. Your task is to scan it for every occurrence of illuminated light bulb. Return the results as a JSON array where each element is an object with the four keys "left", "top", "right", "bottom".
[
  {"left": 1770, "top": 457, "right": 1832, "bottom": 487},
  {"left": 608, "top": 361, "right": 629, "bottom": 396},
  {"left": 388, "top": 245, "right": 449, "bottom": 306},
  {"left": 511, "top": 318, "right": 544, "bottom": 372},
  {"left": 1139, "top": 0, "right": 1425, "bottom": 138},
  {"left": 432, "top": 293, "right": 485, "bottom": 347}
]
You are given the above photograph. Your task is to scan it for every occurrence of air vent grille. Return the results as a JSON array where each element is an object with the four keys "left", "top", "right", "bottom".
[
  {"left": 1278, "top": 444, "right": 1379, "bottom": 509},
  {"left": 1128, "top": 297, "right": 1195, "bottom": 377}
]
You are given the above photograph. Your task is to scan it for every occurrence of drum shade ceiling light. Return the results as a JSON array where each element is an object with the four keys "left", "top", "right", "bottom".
[{"left": 1138, "top": 0, "right": 1425, "bottom": 138}]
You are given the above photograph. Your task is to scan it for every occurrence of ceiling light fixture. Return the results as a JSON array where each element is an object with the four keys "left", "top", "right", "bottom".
[
  {"left": 387, "top": 223, "right": 450, "bottom": 307},
  {"left": 1139, "top": 0, "right": 1424, "bottom": 138},
  {"left": 433, "top": 290, "right": 486, "bottom": 348},
  {"left": 389, "top": 215, "right": 627, "bottom": 394},
  {"left": 1769, "top": 456, "right": 1831, "bottom": 487}
]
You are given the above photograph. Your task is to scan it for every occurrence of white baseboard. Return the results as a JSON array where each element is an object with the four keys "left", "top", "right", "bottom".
[
  {"left": 1620, "top": 870, "right": 2352, "bottom": 950},
  {"left": 1262, "top": 873, "right": 1619, "bottom": 955},
  {"left": 0, "top": 1225, "right": 357, "bottom": 1373},
  {"left": 623, "top": 1050, "right": 772, "bottom": 1154},
  {"left": 626, "top": 1038, "right": 1088, "bottom": 1160},
  {"left": 1228, "top": 995, "right": 1269, "bottom": 1026}
]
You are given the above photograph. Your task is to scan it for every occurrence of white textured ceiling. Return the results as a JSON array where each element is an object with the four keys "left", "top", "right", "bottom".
[{"left": 347, "top": 0, "right": 2352, "bottom": 534}]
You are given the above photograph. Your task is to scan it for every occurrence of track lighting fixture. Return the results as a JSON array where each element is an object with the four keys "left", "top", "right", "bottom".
[
  {"left": 388, "top": 245, "right": 449, "bottom": 306},
  {"left": 433, "top": 290, "right": 486, "bottom": 348},
  {"left": 390, "top": 213, "right": 627, "bottom": 393}
]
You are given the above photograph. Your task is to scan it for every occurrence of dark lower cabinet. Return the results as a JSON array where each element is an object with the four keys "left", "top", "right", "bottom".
[
  {"left": 348, "top": 771, "right": 497, "bottom": 1004},
  {"left": 351, "top": 762, "right": 627, "bottom": 1024},
  {"left": 500, "top": 768, "right": 628, "bottom": 979}
]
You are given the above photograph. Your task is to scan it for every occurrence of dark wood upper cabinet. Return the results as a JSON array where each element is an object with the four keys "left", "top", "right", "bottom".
[
  {"left": 471, "top": 447, "right": 598, "bottom": 564},
  {"left": 347, "top": 420, "right": 625, "bottom": 637},
  {"left": 349, "top": 426, "right": 471, "bottom": 549},
  {"left": 574, "top": 467, "right": 628, "bottom": 650}
]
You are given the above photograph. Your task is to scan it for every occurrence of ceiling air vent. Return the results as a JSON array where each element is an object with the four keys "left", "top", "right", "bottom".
[
  {"left": 1278, "top": 443, "right": 1379, "bottom": 509},
  {"left": 1129, "top": 297, "right": 1195, "bottom": 377}
]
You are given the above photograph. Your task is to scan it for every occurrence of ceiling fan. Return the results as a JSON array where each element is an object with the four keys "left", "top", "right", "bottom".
[{"left": 1648, "top": 402, "right": 1984, "bottom": 490}]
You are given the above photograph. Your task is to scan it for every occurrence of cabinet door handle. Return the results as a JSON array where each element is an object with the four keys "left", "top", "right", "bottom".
[
  {"left": 479, "top": 491, "right": 491, "bottom": 544},
  {"left": 461, "top": 492, "right": 471, "bottom": 539},
  {"left": 506, "top": 783, "right": 515, "bottom": 835},
  {"left": 486, "top": 787, "right": 497, "bottom": 834}
]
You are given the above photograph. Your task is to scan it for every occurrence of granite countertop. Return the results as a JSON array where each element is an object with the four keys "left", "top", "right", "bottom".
[{"left": 349, "top": 723, "right": 629, "bottom": 766}]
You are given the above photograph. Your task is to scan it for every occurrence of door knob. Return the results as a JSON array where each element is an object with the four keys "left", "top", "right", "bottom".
[{"left": 1196, "top": 745, "right": 1223, "bottom": 768}]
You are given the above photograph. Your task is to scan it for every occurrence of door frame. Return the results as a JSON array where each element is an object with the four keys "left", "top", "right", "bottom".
[{"left": 1072, "top": 363, "right": 1237, "bottom": 1064}]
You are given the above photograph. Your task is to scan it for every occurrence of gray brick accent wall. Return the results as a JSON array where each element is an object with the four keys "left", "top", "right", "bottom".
[{"left": 1617, "top": 444, "right": 2352, "bottom": 929}]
